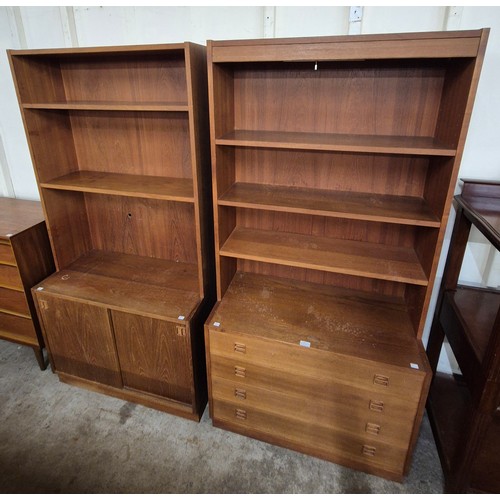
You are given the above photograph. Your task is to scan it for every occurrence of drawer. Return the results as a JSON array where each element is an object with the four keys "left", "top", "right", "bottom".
[
  {"left": 0, "top": 310, "right": 37, "bottom": 343},
  {"left": 0, "top": 243, "right": 16, "bottom": 266},
  {"left": 212, "top": 375, "right": 417, "bottom": 447},
  {"left": 212, "top": 398, "right": 407, "bottom": 476},
  {"left": 208, "top": 329, "right": 426, "bottom": 402},
  {"left": 0, "top": 287, "right": 30, "bottom": 317},
  {"left": 0, "top": 264, "right": 23, "bottom": 291}
]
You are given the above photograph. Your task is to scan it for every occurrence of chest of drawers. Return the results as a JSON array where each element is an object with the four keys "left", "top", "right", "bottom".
[
  {"left": 0, "top": 197, "right": 55, "bottom": 369},
  {"left": 205, "top": 273, "right": 431, "bottom": 482}
]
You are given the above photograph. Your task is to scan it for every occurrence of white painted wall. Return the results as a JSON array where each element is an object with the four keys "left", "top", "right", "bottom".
[{"left": 0, "top": 6, "right": 498, "bottom": 370}]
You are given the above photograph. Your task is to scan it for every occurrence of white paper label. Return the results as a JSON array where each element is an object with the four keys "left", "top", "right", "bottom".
[
  {"left": 178, "top": 315, "right": 185, "bottom": 321},
  {"left": 36, "top": 287, "right": 44, "bottom": 291},
  {"left": 299, "top": 340, "right": 311, "bottom": 348},
  {"left": 410, "top": 363, "right": 419, "bottom": 370},
  {"left": 213, "top": 321, "right": 221, "bottom": 327}
]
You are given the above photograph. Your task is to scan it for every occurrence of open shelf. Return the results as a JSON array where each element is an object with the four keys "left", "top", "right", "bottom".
[
  {"left": 445, "top": 286, "right": 500, "bottom": 366},
  {"left": 23, "top": 102, "right": 189, "bottom": 112},
  {"left": 220, "top": 227, "right": 428, "bottom": 286},
  {"left": 219, "top": 182, "right": 441, "bottom": 227},
  {"left": 216, "top": 130, "right": 456, "bottom": 156},
  {"left": 211, "top": 271, "right": 424, "bottom": 368},
  {"left": 40, "top": 171, "right": 194, "bottom": 202},
  {"left": 38, "top": 250, "right": 201, "bottom": 322},
  {"left": 427, "top": 372, "right": 472, "bottom": 473}
]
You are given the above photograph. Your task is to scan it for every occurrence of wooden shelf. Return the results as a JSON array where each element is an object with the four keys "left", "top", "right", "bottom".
[
  {"left": 37, "top": 250, "right": 201, "bottom": 322},
  {"left": 211, "top": 272, "right": 423, "bottom": 368},
  {"left": 446, "top": 286, "right": 500, "bottom": 366},
  {"left": 219, "top": 182, "right": 441, "bottom": 227},
  {"left": 216, "top": 130, "right": 456, "bottom": 156},
  {"left": 40, "top": 171, "right": 194, "bottom": 202},
  {"left": 23, "top": 101, "right": 189, "bottom": 112},
  {"left": 220, "top": 227, "right": 428, "bottom": 286}
]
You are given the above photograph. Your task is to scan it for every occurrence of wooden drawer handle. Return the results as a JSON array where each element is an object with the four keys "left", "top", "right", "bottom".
[
  {"left": 234, "top": 366, "right": 246, "bottom": 378},
  {"left": 369, "top": 400, "right": 384, "bottom": 412},
  {"left": 365, "top": 422, "right": 381, "bottom": 435},
  {"left": 373, "top": 374, "right": 389, "bottom": 386},
  {"left": 362, "top": 445, "right": 376, "bottom": 457},
  {"left": 234, "top": 388, "right": 246, "bottom": 399},
  {"left": 235, "top": 408, "right": 247, "bottom": 420},
  {"left": 234, "top": 342, "right": 246, "bottom": 354}
]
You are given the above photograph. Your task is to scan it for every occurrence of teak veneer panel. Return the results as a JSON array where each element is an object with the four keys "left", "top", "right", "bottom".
[
  {"left": 220, "top": 227, "right": 428, "bottom": 285},
  {"left": 41, "top": 171, "right": 195, "bottom": 202},
  {"left": 211, "top": 31, "right": 481, "bottom": 62},
  {"left": 219, "top": 182, "right": 440, "bottom": 227},
  {"left": 216, "top": 130, "right": 456, "bottom": 156},
  {"left": 112, "top": 311, "right": 194, "bottom": 404},
  {"left": 23, "top": 102, "right": 189, "bottom": 111},
  {"left": 35, "top": 250, "right": 200, "bottom": 322},
  {"left": 209, "top": 272, "right": 423, "bottom": 368},
  {"left": 36, "top": 295, "right": 122, "bottom": 387}
]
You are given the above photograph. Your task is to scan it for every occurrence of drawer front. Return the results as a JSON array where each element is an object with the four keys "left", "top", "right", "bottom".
[
  {"left": 209, "top": 329, "right": 425, "bottom": 402},
  {"left": 0, "top": 264, "right": 23, "bottom": 290},
  {"left": 212, "top": 398, "right": 407, "bottom": 475},
  {"left": 0, "top": 243, "right": 16, "bottom": 266},
  {"left": 212, "top": 375, "right": 417, "bottom": 447},
  {"left": 0, "top": 287, "right": 30, "bottom": 317},
  {"left": 0, "top": 310, "right": 36, "bottom": 342}
]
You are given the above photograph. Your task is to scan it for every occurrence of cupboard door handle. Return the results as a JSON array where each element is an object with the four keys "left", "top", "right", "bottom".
[
  {"left": 365, "top": 422, "right": 381, "bottom": 435},
  {"left": 234, "top": 388, "right": 246, "bottom": 399},
  {"left": 362, "top": 445, "right": 376, "bottom": 457},
  {"left": 235, "top": 408, "right": 247, "bottom": 420},
  {"left": 234, "top": 366, "right": 246, "bottom": 378},
  {"left": 373, "top": 374, "right": 389, "bottom": 386},
  {"left": 234, "top": 342, "right": 246, "bottom": 354},
  {"left": 369, "top": 400, "right": 384, "bottom": 412}
]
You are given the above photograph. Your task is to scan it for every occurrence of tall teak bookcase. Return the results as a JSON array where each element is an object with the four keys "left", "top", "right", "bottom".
[
  {"left": 204, "top": 30, "right": 488, "bottom": 480},
  {"left": 9, "top": 43, "right": 214, "bottom": 420}
]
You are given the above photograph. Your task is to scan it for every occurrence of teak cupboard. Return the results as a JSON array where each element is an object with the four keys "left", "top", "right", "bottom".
[
  {"left": 427, "top": 180, "right": 500, "bottom": 493},
  {"left": 0, "top": 197, "right": 55, "bottom": 369},
  {"left": 204, "top": 30, "right": 489, "bottom": 481},
  {"left": 8, "top": 43, "right": 214, "bottom": 420}
]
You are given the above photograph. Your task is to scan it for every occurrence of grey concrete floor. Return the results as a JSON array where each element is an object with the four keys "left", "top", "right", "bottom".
[{"left": 0, "top": 339, "right": 444, "bottom": 493}]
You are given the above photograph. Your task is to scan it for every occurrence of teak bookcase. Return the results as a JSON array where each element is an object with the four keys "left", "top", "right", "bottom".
[
  {"left": 8, "top": 43, "right": 215, "bottom": 420},
  {"left": 204, "top": 30, "right": 489, "bottom": 481}
]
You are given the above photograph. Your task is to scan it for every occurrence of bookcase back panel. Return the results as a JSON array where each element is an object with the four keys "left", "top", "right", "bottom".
[
  {"left": 10, "top": 56, "right": 66, "bottom": 103},
  {"left": 85, "top": 194, "right": 198, "bottom": 264},
  {"left": 236, "top": 208, "right": 417, "bottom": 248},
  {"left": 24, "top": 110, "right": 192, "bottom": 182},
  {"left": 70, "top": 111, "right": 192, "bottom": 178},
  {"left": 232, "top": 61, "right": 445, "bottom": 137},
  {"left": 234, "top": 148, "right": 429, "bottom": 197},
  {"left": 60, "top": 54, "right": 187, "bottom": 104},
  {"left": 237, "top": 260, "right": 406, "bottom": 297},
  {"left": 11, "top": 53, "right": 187, "bottom": 104}
]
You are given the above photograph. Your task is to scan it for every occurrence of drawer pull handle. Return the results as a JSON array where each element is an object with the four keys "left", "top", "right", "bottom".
[
  {"left": 369, "top": 400, "right": 384, "bottom": 412},
  {"left": 235, "top": 408, "right": 247, "bottom": 420},
  {"left": 234, "top": 388, "right": 246, "bottom": 399},
  {"left": 373, "top": 374, "right": 389, "bottom": 386},
  {"left": 362, "top": 445, "right": 376, "bottom": 457},
  {"left": 234, "top": 366, "right": 246, "bottom": 378},
  {"left": 234, "top": 342, "right": 246, "bottom": 354},
  {"left": 365, "top": 422, "right": 381, "bottom": 435}
]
